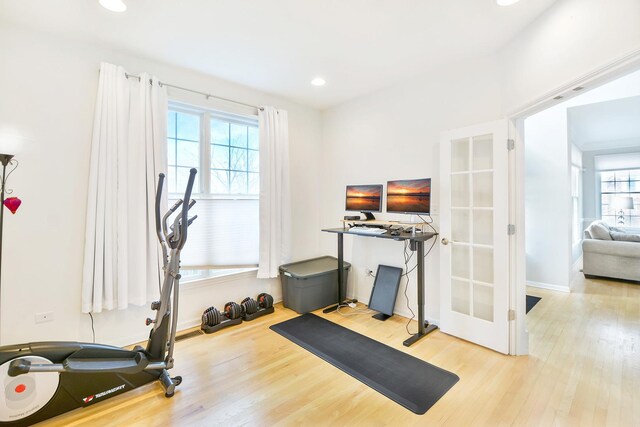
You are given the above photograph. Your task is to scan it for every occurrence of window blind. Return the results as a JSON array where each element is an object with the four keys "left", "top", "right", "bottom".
[
  {"left": 594, "top": 153, "right": 640, "bottom": 171},
  {"left": 172, "top": 198, "right": 259, "bottom": 267}
]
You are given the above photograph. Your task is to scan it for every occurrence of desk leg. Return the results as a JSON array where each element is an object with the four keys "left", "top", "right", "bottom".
[
  {"left": 323, "top": 233, "right": 356, "bottom": 313},
  {"left": 403, "top": 239, "right": 438, "bottom": 346}
]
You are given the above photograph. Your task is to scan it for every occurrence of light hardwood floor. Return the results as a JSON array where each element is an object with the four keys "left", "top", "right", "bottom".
[{"left": 41, "top": 275, "right": 640, "bottom": 426}]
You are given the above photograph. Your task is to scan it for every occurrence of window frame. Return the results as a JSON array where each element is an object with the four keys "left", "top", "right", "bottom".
[
  {"left": 599, "top": 167, "right": 640, "bottom": 226},
  {"left": 168, "top": 101, "right": 259, "bottom": 200}
]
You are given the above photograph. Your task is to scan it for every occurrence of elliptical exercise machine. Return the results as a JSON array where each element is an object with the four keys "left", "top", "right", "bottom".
[{"left": 0, "top": 168, "right": 197, "bottom": 426}]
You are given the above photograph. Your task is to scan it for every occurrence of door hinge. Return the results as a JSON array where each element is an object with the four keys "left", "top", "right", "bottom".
[
  {"left": 507, "top": 139, "right": 515, "bottom": 151},
  {"left": 508, "top": 224, "right": 516, "bottom": 235},
  {"left": 508, "top": 309, "right": 516, "bottom": 321}
]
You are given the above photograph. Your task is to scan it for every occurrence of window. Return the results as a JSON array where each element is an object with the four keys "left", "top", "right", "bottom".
[
  {"left": 167, "top": 104, "right": 260, "bottom": 281},
  {"left": 167, "top": 108, "right": 259, "bottom": 196},
  {"left": 600, "top": 169, "right": 640, "bottom": 227}
]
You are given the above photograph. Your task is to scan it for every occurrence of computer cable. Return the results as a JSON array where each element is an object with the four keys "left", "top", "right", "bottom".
[
  {"left": 417, "top": 213, "right": 434, "bottom": 224},
  {"left": 402, "top": 229, "right": 437, "bottom": 335},
  {"left": 336, "top": 303, "right": 374, "bottom": 316},
  {"left": 403, "top": 240, "right": 417, "bottom": 334}
]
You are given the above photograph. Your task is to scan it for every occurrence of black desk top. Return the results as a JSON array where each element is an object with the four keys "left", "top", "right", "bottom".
[{"left": 322, "top": 228, "right": 437, "bottom": 242}]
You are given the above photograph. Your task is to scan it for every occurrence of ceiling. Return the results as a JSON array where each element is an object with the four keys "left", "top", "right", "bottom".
[
  {"left": 568, "top": 96, "right": 640, "bottom": 151},
  {"left": 0, "top": 0, "right": 557, "bottom": 109}
]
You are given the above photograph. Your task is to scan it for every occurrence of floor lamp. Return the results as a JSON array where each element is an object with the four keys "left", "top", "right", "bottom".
[
  {"left": 613, "top": 196, "right": 634, "bottom": 226},
  {"left": 0, "top": 153, "right": 20, "bottom": 345}
]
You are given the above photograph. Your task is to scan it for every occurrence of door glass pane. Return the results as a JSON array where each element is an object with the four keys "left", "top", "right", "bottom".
[
  {"left": 452, "top": 245, "right": 470, "bottom": 279},
  {"left": 473, "top": 210, "right": 493, "bottom": 245},
  {"left": 473, "top": 172, "right": 493, "bottom": 207},
  {"left": 451, "top": 174, "right": 470, "bottom": 207},
  {"left": 451, "top": 138, "right": 469, "bottom": 172},
  {"left": 472, "top": 134, "right": 493, "bottom": 170},
  {"left": 452, "top": 210, "right": 470, "bottom": 243},
  {"left": 452, "top": 279, "right": 470, "bottom": 315},
  {"left": 473, "top": 283, "right": 493, "bottom": 321},
  {"left": 473, "top": 247, "right": 493, "bottom": 283}
]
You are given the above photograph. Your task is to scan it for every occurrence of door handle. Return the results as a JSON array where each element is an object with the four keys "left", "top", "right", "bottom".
[{"left": 441, "top": 238, "right": 449, "bottom": 245}]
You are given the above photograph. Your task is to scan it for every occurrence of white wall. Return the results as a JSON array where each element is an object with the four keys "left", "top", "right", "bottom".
[
  {"left": 523, "top": 105, "right": 572, "bottom": 291},
  {"left": 320, "top": 55, "right": 503, "bottom": 322},
  {"left": 0, "top": 24, "right": 322, "bottom": 346},
  {"left": 499, "top": 0, "right": 640, "bottom": 114}
]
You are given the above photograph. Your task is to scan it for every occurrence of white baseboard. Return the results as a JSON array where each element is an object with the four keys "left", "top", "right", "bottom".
[{"left": 526, "top": 280, "right": 570, "bottom": 293}]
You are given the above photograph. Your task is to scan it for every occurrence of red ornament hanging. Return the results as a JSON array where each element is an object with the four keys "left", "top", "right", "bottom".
[{"left": 3, "top": 197, "right": 21, "bottom": 214}]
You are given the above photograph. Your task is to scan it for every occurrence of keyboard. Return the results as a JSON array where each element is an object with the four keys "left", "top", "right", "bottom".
[{"left": 348, "top": 226, "right": 388, "bottom": 235}]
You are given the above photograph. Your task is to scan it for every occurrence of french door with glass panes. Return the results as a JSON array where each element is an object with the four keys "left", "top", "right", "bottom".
[{"left": 439, "top": 120, "right": 509, "bottom": 354}]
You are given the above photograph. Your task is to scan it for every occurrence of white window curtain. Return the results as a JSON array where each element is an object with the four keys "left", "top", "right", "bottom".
[
  {"left": 82, "top": 62, "right": 168, "bottom": 313},
  {"left": 257, "top": 107, "right": 291, "bottom": 278}
]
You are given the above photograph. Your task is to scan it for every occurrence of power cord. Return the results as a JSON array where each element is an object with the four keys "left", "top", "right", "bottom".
[
  {"left": 402, "top": 227, "right": 438, "bottom": 335},
  {"left": 403, "top": 240, "right": 416, "bottom": 334},
  {"left": 88, "top": 312, "right": 96, "bottom": 343},
  {"left": 336, "top": 303, "right": 374, "bottom": 316}
]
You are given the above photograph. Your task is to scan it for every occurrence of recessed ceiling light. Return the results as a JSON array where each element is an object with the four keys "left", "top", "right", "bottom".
[
  {"left": 311, "top": 77, "right": 326, "bottom": 87},
  {"left": 496, "top": 0, "right": 521, "bottom": 6},
  {"left": 99, "top": 0, "right": 127, "bottom": 12}
]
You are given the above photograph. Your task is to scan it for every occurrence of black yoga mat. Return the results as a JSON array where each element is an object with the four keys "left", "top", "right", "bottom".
[
  {"left": 526, "top": 295, "right": 541, "bottom": 313},
  {"left": 270, "top": 313, "right": 459, "bottom": 415}
]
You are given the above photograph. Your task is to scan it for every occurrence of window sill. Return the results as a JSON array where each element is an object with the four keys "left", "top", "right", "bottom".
[{"left": 180, "top": 268, "right": 259, "bottom": 290}]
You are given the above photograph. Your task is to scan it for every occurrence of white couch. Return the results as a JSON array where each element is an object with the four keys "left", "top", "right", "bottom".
[{"left": 582, "top": 221, "right": 640, "bottom": 282}]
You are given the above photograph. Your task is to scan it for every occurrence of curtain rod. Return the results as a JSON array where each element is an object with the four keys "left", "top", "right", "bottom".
[{"left": 124, "top": 73, "right": 264, "bottom": 111}]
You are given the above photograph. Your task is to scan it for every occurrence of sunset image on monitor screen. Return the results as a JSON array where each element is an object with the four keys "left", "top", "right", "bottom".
[
  {"left": 345, "top": 185, "right": 382, "bottom": 212},
  {"left": 386, "top": 178, "right": 431, "bottom": 214}
]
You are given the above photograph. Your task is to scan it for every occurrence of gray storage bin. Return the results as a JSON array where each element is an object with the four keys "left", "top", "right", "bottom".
[{"left": 279, "top": 256, "right": 351, "bottom": 314}]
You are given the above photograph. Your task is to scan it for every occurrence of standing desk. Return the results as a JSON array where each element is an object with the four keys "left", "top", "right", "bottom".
[{"left": 321, "top": 228, "right": 438, "bottom": 347}]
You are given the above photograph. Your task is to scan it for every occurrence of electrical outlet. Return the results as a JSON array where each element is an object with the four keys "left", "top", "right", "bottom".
[{"left": 35, "top": 312, "right": 54, "bottom": 324}]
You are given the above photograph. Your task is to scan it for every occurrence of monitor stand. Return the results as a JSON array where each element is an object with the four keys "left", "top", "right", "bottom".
[
  {"left": 362, "top": 212, "right": 376, "bottom": 221},
  {"left": 372, "top": 313, "right": 392, "bottom": 321}
]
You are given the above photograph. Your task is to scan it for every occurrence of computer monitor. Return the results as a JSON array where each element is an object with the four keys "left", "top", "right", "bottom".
[
  {"left": 386, "top": 178, "right": 431, "bottom": 215},
  {"left": 345, "top": 184, "right": 382, "bottom": 220}
]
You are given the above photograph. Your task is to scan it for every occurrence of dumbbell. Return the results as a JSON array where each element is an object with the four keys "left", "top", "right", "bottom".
[
  {"left": 257, "top": 293, "right": 274, "bottom": 309},
  {"left": 241, "top": 297, "right": 259, "bottom": 316},
  {"left": 202, "top": 301, "right": 242, "bottom": 327}
]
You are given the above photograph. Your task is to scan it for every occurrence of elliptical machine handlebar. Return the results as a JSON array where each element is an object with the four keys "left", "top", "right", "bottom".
[
  {"left": 155, "top": 173, "right": 167, "bottom": 245},
  {"left": 155, "top": 168, "right": 198, "bottom": 251},
  {"left": 178, "top": 168, "right": 197, "bottom": 250}
]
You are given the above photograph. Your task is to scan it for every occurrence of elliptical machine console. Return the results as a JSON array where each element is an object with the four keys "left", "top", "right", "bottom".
[{"left": 0, "top": 168, "right": 198, "bottom": 426}]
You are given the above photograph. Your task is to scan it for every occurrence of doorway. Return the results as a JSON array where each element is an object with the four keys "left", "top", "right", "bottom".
[{"left": 511, "top": 62, "right": 640, "bottom": 355}]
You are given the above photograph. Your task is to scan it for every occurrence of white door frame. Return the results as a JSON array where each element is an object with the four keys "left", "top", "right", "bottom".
[{"left": 507, "top": 48, "right": 640, "bottom": 356}]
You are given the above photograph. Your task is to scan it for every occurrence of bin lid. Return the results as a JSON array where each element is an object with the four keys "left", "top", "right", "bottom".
[{"left": 279, "top": 256, "right": 350, "bottom": 279}]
